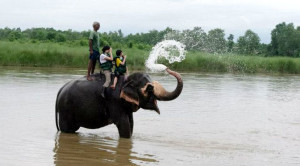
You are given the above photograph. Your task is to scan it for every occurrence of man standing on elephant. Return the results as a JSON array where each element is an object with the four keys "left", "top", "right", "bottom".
[{"left": 87, "top": 21, "right": 100, "bottom": 81}]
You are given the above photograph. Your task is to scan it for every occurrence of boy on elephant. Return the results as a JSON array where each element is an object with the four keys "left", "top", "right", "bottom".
[
  {"left": 99, "top": 46, "right": 113, "bottom": 97},
  {"left": 111, "top": 50, "right": 127, "bottom": 90}
]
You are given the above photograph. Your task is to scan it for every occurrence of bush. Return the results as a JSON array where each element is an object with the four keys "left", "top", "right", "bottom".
[
  {"left": 128, "top": 42, "right": 133, "bottom": 48},
  {"left": 79, "top": 40, "right": 88, "bottom": 46},
  {"left": 56, "top": 34, "right": 66, "bottom": 42},
  {"left": 112, "top": 42, "right": 123, "bottom": 49},
  {"left": 8, "top": 33, "right": 15, "bottom": 41},
  {"left": 135, "top": 43, "right": 151, "bottom": 50}
]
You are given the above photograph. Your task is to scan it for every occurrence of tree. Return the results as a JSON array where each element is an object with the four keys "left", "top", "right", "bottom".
[
  {"left": 206, "top": 28, "right": 226, "bottom": 53},
  {"left": 56, "top": 34, "right": 66, "bottom": 42},
  {"left": 237, "top": 30, "right": 260, "bottom": 54},
  {"left": 8, "top": 33, "right": 15, "bottom": 41},
  {"left": 227, "top": 34, "right": 234, "bottom": 52},
  {"left": 3, "top": 24, "right": 300, "bottom": 56},
  {"left": 46, "top": 32, "right": 56, "bottom": 41},
  {"left": 164, "top": 27, "right": 207, "bottom": 51},
  {"left": 128, "top": 41, "right": 133, "bottom": 48},
  {"left": 270, "top": 22, "right": 300, "bottom": 57}
]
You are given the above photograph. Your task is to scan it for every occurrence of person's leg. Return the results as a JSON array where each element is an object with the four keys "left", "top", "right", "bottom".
[
  {"left": 91, "top": 59, "right": 96, "bottom": 74},
  {"left": 91, "top": 50, "right": 98, "bottom": 74},
  {"left": 103, "top": 70, "right": 111, "bottom": 87},
  {"left": 111, "top": 77, "right": 118, "bottom": 90},
  {"left": 101, "top": 70, "right": 111, "bottom": 98},
  {"left": 111, "top": 71, "right": 119, "bottom": 90},
  {"left": 87, "top": 59, "right": 93, "bottom": 81}
]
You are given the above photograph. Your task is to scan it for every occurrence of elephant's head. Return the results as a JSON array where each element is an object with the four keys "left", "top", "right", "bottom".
[{"left": 120, "top": 68, "right": 183, "bottom": 114}]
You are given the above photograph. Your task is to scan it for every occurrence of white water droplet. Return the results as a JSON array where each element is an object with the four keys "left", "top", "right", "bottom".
[{"left": 145, "top": 40, "right": 186, "bottom": 72}]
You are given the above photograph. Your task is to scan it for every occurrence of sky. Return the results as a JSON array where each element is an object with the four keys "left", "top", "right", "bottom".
[{"left": 0, "top": 0, "right": 300, "bottom": 43}]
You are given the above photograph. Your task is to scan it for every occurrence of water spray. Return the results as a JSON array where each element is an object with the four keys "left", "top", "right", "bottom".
[{"left": 145, "top": 40, "right": 186, "bottom": 72}]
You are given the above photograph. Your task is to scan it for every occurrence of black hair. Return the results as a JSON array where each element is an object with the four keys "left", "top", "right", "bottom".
[
  {"left": 116, "top": 50, "right": 122, "bottom": 56},
  {"left": 102, "top": 46, "right": 110, "bottom": 53}
]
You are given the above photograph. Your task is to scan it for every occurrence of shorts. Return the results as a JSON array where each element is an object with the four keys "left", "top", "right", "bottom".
[
  {"left": 89, "top": 49, "right": 100, "bottom": 62},
  {"left": 114, "top": 70, "right": 125, "bottom": 78}
]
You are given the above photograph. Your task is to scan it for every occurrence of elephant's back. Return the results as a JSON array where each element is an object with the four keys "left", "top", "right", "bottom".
[
  {"left": 56, "top": 75, "right": 110, "bottom": 128},
  {"left": 57, "top": 77, "right": 102, "bottom": 108},
  {"left": 58, "top": 74, "right": 104, "bottom": 99}
]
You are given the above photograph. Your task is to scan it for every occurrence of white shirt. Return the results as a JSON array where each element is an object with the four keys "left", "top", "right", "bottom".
[{"left": 100, "top": 54, "right": 108, "bottom": 64}]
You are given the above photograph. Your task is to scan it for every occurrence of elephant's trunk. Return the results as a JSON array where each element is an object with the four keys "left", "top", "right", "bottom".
[{"left": 153, "top": 68, "right": 183, "bottom": 101}]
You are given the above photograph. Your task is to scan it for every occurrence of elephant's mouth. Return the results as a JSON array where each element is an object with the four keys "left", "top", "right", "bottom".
[
  {"left": 141, "top": 96, "right": 160, "bottom": 114},
  {"left": 153, "top": 99, "right": 160, "bottom": 114}
]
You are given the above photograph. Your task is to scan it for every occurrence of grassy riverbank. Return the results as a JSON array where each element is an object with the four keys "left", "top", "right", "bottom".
[
  {"left": 0, "top": 41, "right": 147, "bottom": 70},
  {"left": 169, "top": 51, "right": 300, "bottom": 74},
  {"left": 1, "top": 41, "right": 300, "bottom": 74}
]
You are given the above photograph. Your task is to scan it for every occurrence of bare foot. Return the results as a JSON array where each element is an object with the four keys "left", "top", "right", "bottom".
[
  {"left": 87, "top": 76, "right": 94, "bottom": 81},
  {"left": 110, "top": 85, "right": 115, "bottom": 90}
]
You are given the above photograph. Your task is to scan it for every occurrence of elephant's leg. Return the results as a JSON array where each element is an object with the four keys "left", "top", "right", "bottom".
[
  {"left": 116, "top": 115, "right": 132, "bottom": 138},
  {"left": 128, "top": 113, "right": 134, "bottom": 135},
  {"left": 59, "top": 110, "right": 80, "bottom": 133}
]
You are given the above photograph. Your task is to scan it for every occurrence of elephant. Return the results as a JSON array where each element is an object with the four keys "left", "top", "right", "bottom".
[{"left": 55, "top": 68, "right": 183, "bottom": 138}]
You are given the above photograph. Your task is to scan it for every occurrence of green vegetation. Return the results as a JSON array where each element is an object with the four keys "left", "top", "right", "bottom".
[
  {"left": 1, "top": 22, "right": 300, "bottom": 73},
  {"left": 270, "top": 22, "right": 300, "bottom": 57},
  {"left": 169, "top": 51, "right": 300, "bottom": 74},
  {"left": 1, "top": 22, "right": 300, "bottom": 56},
  {"left": 1, "top": 41, "right": 300, "bottom": 74},
  {"left": 0, "top": 41, "right": 147, "bottom": 70}
]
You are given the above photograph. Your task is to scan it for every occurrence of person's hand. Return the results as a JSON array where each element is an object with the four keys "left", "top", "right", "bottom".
[
  {"left": 109, "top": 48, "right": 112, "bottom": 56},
  {"left": 123, "top": 55, "right": 127, "bottom": 59},
  {"left": 89, "top": 50, "right": 93, "bottom": 55}
]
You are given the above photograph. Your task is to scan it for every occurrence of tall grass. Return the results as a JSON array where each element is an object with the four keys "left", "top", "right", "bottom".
[
  {"left": 168, "top": 51, "right": 300, "bottom": 74},
  {"left": 0, "top": 41, "right": 86, "bottom": 67},
  {"left": 0, "top": 41, "right": 148, "bottom": 70},
  {"left": 1, "top": 41, "right": 300, "bottom": 74}
]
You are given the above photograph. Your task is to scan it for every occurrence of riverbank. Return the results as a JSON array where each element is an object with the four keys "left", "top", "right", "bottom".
[
  {"left": 1, "top": 41, "right": 300, "bottom": 74},
  {"left": 0, "top": 41, "right": 147, "bottom": 71}
]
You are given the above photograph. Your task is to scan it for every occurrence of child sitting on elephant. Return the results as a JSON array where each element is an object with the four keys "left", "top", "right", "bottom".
[
  {"left": 111, "top": 50, "right": 127, "bottom": 90},
  {"left": 99, "top": 46, "right": 113, "bottom": 97}
]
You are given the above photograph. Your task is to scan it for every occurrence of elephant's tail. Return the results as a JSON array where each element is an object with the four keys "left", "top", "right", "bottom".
[{"left": 55, "top": 88, "right": 62, "bottom": 131}]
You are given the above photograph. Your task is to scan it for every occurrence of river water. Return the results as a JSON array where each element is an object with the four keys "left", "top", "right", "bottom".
[{"left": 0, "top": 67, "right": 299, "bottom": 166}]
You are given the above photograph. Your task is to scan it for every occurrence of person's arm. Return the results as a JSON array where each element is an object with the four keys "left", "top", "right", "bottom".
[
  {"left": 104, "top": 56, "right": 113, "bottom": 61},
  {"left": 89, "top": 32, "right": 93, "bottom": 55},
  {"left": 120, "top": 55, "right": 126, "bottom": 65},
  {"left": 89, "top": 39, "right": 93, "bottom": 54},
  {"left": 126, "top": 67, "right": 129, "bottom": 75},
  {"left": 104, "top": 48, "right": 113, "bottom": 61}
]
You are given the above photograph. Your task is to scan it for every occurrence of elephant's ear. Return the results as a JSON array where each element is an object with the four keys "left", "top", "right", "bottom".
[{"left": 120, "top": 86, "right": 139, "bottom": 106}]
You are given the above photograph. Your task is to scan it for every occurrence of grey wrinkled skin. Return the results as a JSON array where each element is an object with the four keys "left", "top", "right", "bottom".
[{"left": 56, "top": 71, "right": 182, "bottom": 138}]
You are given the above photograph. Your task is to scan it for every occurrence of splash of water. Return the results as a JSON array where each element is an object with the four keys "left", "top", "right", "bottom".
[{"left": 145, "top": 40, "right": 186, "bottom": 72}]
